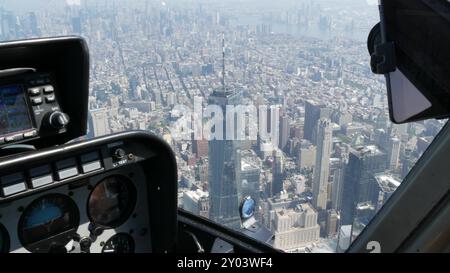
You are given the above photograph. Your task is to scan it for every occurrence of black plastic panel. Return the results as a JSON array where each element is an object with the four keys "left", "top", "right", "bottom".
[
  {"left": 0, "top": 130, "right": 178, "bottom": 253},
  {"left": 0, "top": 36, "right": 90, "bottom": 148}
]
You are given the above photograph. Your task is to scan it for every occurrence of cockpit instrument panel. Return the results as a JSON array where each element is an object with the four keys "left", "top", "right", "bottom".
[
  {"left": 0, "top": 131, "right": 178, "bottom": 253},
  {"left": 0, "top": 37, "right": 90, "bottom": 149},
  {"left": 0, "top": 71, "right": 68, "bottom": 148},
  {"left": 0, "top": 85, "right": 33, "bottom": 136},
  {"left": 18, "top": 194, "right": 79, "bottom": 252},
  {"left": 88, "top": 175, "right": 137, "bottom": 228}
]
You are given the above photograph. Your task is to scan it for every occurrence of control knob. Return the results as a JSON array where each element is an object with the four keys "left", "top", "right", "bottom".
[
  {"left": 47, "top": 111, "right": 70, "bottom": 130},
  {"left": 113, "top": 148, "right": 126, "bottom": 161}
]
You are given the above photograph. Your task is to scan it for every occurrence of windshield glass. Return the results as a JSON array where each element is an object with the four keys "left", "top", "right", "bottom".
[{"left": 2, "top": 0, "right": 446, "bottom": 253}]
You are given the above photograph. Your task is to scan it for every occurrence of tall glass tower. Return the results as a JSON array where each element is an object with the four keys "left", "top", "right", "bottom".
[
  {"left": 341, "top": 145, "right": 387, "bottom": 225},
  {"left": 208, "top": 36, "right": 242, "bottom": 229}
]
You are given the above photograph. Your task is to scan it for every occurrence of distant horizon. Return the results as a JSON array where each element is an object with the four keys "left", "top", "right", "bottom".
[{"left": 0, "top": 0, "right": 377, "bottom": 14}]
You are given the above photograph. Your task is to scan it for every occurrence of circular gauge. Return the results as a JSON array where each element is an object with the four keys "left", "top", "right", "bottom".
[
  {"left": 88, "top": 175, "right": 137, "bottom": 228},
  {"left": 18, "top": 194, "right": 79, "bottom": 253},
  {"left": 0, "top": 223, "right": 10, "bottom": 253},
  {"left": 102, "top": 233, "right": 135, "bottom": 253}
]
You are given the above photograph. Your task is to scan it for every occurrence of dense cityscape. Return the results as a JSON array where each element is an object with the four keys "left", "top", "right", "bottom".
[{"left": 0, "top": 0, "right": 446, "bottom": 252}]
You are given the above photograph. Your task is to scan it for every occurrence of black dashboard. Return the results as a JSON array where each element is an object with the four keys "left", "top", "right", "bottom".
[
  {"left": 0, "top": 131, "right": 178, "bottom": 253},
  {"left": 0, "top": 37, "right": 89, "bottom": 150}
]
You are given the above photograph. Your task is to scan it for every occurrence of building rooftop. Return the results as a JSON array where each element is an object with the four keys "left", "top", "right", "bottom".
[
  {"left": 276, "top": 202, "right": 316, "bottom": 217},
  {"left": 374, "top": 173, "right": 401, "bottom": 193},
  {"left": 241, "top": 155, "right": 261, "bottom": 172},
  {"left": 353, "top": 145, "right": 384, "bottom": 157},
  {"left": 184, "top": 189, "right": 209, "bottom": 201}
]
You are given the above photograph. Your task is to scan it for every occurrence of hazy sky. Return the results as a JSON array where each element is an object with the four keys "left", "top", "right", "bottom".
[
  {"left": 0, "top": 0, "right": 378, "bottom": 13},
  {"left": 66, "top": 0, "right": 81, "bottom": 5}
]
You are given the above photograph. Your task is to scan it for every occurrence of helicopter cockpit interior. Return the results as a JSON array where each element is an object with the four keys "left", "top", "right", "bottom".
[{"left": 0, "top": 0, "right": 450, "bottom": 255}]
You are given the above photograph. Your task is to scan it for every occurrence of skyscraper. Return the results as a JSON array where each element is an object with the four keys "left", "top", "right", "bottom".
[
  {"left": 279, "top": 114, "right": 290, "bottom": 151},
  {"left": 208, "top": 36, "right": 242, "bottom": 229},
  {"left": 297, "top": 140, "right": 316, "bottom": 169},
  {"left": 341, "top": 145, "right": 387, "bottom": 225},
  {"left": 272, "top": 203, "right": 320, "bottom": 252},
  {"left": 304, "top": 100, "right": 330, "bottom": 144},
  {"left": 371, "top": 173, "right": 400, "bottom": 212},
  {"left": 88, "top": 108, "right": 111, "bottom": 137},
  {"left": 271, "top": 149, "right": 284, "bottom": 197},
  {"left": 71, "top": 17, "right": 82, "bottom": 34},
  {"left": 352, "top": 202, "right": 376, "bottom": 238},
  {"left": 387, "top": 137, "right": 401, "bottom": 170},
  {"left": 182, "top": 189, "right": 210, "bottom": 218},
  {"left": 28, "top": 12, "right": 40, "bottom": 36},
  {"left": 331, "top": 157, "right": 347, "bottom": 211},
  {"left": 326, "top": 209, "right": 339, "bottom": 237},
  {"left": 312, "top": 119, "right": 332, "bottom": 211},
  {"left": 236, "top": 150, "right": 261, "bottom": 212},
  {"left": 208, "top": 89, "right": 242, "bottom": 228},
  {"left": 261, "top": 191, "right": 302, "bottom": 231}
]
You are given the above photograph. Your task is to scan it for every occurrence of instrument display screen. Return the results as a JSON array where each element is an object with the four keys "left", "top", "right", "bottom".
[{"left": 0, "top": 85, "right": 33, "bottom": 135}]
